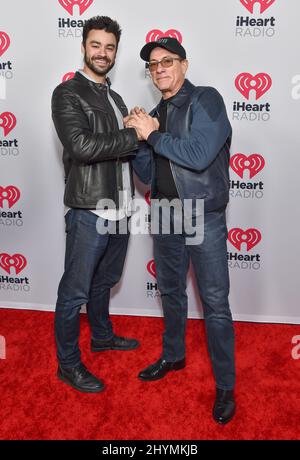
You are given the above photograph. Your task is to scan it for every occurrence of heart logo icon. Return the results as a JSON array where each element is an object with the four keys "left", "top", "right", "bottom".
[
  {"left": 147, "top": 260, "right": 156, "bottom": 278},
  {"left": 58, "top": 0, "right": 94, "bottom": 16},
  {"left": 0, "top": 112, "right": 17, "bottom": 137},
  {"left": 0, "top": 253, "right": 27, "bottom": 275},
  {"left": 240, "top": 0, "right": 276, "bottom": 14},
  {"left": 228, "top": 228, "right": 262, "bottom": 251},
  {"left": 145, "top": 191, "right": 151, "bottom": 206},
  {"left": 235, "top": 72, "right": 272, "bottom": 100},
  {"left": 0, "top": 186, "right": 21, "bottom": 209},
  {"left": 230, "top": 153, "right": 265, "bottom": 179},
  {"left": 0, "top": 31, "right": 10, "bottom": 57},
  {"left": 62, "top": 72, "right": 75, "bottom": 82},
  {"left": 146, "top": 29, "right": 183, "bottom": 44}
]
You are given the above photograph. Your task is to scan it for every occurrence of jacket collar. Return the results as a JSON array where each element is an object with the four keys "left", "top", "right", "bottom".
[
  {"left": 73, "top": 71, "right": 111, "bottom": 88},
  {"left": 158, "top": 79, "right": 195, "bottom": 109}
]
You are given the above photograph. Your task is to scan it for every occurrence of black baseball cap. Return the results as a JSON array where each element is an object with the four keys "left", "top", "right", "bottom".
[{"left": 140, "top": 37, "right": 186, "bottom": 62}]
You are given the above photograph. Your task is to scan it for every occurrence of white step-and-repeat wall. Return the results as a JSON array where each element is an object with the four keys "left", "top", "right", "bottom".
[{"left": 1, "top": 0, "right": 300, "bottom": 323}]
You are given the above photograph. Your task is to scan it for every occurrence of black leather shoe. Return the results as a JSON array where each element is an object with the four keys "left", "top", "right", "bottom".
[
  {"left": 213, "top": 388, "right": 236, "bottom": 425},
  {"left": 57, "top": 363, "right": 105, "bottom": 393},
  {"left": 138, "top": 358, "right": 185, "bottom": 381},
  {"left": 91, "top": 335, "right": 139, "bottom": 352}
]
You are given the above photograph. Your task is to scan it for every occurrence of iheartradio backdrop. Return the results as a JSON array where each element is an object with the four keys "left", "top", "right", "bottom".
[{"left": 1, "top": 0, "right": 300, "bottom": 323}]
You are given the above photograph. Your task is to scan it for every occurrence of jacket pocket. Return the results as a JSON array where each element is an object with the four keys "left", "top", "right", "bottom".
[{"left": 65, "top": 208, "right": 74, "bottom": 233}]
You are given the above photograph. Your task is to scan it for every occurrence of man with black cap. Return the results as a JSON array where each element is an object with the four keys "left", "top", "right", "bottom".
[{"left": 126, "top": 37, "right": 236, "bottom": 424}]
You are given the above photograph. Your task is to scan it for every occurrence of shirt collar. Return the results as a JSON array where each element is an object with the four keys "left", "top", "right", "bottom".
[{"left": 77, "top": 70, "right": 111, "bottom": 88}]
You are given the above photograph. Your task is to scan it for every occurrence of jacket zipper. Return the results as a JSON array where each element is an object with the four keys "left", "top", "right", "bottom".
[
  {"left": 107, "top": 87, "right": 124, "bottom": 208},
  {"left": 83, "top": 167, "right": 91, "bottom": 194},
  {"left": 165, "top": 104, "right": 183, "bottom": 203}
]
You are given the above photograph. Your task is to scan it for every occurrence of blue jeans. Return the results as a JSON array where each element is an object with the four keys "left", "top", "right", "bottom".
[
  {"left": 153, "top": 208, "right": 235, "bottom": 390},
  {"left": 55, "top": 209, "right": 129, "bottom": 368}
]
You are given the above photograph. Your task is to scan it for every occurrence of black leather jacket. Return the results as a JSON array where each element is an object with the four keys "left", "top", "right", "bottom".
[
  {"left": 52, "top": 72, "right": 139, "bottom": 209},
  {"left": 133, "top": 79, "right": 232, "bottom": 213}
]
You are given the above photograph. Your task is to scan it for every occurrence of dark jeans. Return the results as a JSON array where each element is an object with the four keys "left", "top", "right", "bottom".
[
  {"left": 55, "top": 209, "right": 129, "bottom": 368},
  {"left": 153, "top": 207, "right": 235, "bottom": 390}
]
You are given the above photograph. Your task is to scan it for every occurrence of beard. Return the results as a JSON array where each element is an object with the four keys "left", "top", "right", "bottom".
[{"left": 84, "top": 52, "right": 115, "bottom": 77}]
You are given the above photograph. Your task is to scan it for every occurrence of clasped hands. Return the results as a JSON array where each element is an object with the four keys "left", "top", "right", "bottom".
[{"left": 124, "top": 107, "right": 159, "bottom": 141}]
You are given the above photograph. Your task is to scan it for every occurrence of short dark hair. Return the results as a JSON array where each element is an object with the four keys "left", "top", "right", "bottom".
[{"left": 82, "top": 16, "right": 122, "bottom": 48}]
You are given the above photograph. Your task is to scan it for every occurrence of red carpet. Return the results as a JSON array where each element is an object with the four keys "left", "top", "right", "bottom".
[{"left": 0, "top": 308, "right": 300, "bottom": 440}]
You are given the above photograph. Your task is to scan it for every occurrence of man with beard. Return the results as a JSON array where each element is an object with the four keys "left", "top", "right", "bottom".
[{"left": 51, "top": 16, "right": 140, "bottom": 393}]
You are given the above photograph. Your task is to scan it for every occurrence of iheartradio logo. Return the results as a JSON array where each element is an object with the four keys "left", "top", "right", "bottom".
[
  {"left": 235, "top": 73, "right": 272, "bottom": 100},
  {"left": 228, "top": 228, "right": 262, "bottom": 251},
  {"left": 0, "top": 112, "right": 17, "bottom": 137},
  {"left": 0, "top": 31, "right": 10, "bottom": 57},
  {"left": 0, "top": 186, "right": 21, "bottom": 208},
  {"left": 0, "top": 253, "right": 27, "bottom": 275},
  {"left": 240, "top": 0, "right": 275, "bottom": 14},
  {"left": 62, "top": 72, "right": 75, "bottom": 82},
  {"left": 146, "top": 29, "right": 183, "bottom": 44},
  {"left": 230, "top": 154, "right": 265, "bottom": 179},
  {"left": 58, "top": 0, "right": 93, "bottom": 16},
  {"left": 147, "top": 259, "right": 156, "bottom": 278}
]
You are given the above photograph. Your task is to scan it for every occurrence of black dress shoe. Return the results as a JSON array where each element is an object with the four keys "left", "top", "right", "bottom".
[
  {"left": 213, "top": 388, "right": 236, "bottom": 425},
  {"left": 57, "top": 363, "right": 105, "bottom": 393},
  {"left": 91, "top": 335, "right": 140, "bottom": 352},
  {"left": 138, "top": 358, "right": 186, "bottom": 381}
]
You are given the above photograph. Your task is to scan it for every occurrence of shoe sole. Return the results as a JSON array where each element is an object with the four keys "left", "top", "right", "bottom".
[
  {"left": 91, "top": 344, "right": 140, "bottom": 352},
  {"left": 57, "top": 372, "right": 105, "bottom": 393},
  {"left": 138, "top": 363, "right": 185, "bottom": 381}
]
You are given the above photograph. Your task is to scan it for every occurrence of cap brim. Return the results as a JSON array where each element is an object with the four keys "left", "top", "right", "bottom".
[{"left": 140, "top": 42, "right": 168, "bottom": 61}]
